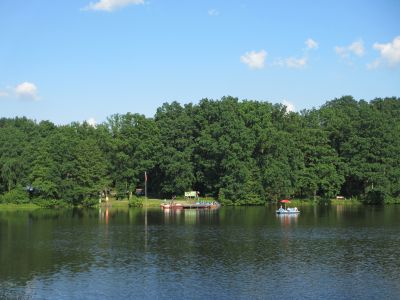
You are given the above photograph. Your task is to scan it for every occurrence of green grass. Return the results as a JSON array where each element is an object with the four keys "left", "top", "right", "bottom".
[
  {"left": 0, "top": 197, "right": 364, "bottom": 210},
  {"left": 100, "top": 198, "right": 166, "bottom": 208},
  {"left": 100, "top": 197, "right": 214, "bottom": 208},
  {"left": 269, "top": 198, "right": 362, "bottom": 206},
  {"left": 330, "top": 198, "right": 362, "bottom": 205},
  {"left": 0, "top": 203, "right": 40, "bottom": 210}
]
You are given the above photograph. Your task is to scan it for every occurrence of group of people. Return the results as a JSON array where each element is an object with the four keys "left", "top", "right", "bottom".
[{"left": 279, "top": 205, "right": 298, "bottom": 211}]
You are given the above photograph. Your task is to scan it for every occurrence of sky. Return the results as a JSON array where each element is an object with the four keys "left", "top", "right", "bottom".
[{"left": 1, "top": 0, "right": 399, "bottom": 125}]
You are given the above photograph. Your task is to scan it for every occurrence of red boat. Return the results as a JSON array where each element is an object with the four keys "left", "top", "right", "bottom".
[
  {"left": 160, "top": 203, "right": 183, "bottom": 209},
  {"left": 161, "top": 201, "right": 220, "bottom": 210}
]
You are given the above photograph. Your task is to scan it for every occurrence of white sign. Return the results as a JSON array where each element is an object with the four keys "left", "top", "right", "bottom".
[{"left": 185, "top": 191, "right": 198, "bottom": 197}]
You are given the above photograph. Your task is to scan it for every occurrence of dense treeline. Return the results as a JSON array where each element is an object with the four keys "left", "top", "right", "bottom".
[{"left": 1, "top": 96, "right": 399, "bottom": 206}]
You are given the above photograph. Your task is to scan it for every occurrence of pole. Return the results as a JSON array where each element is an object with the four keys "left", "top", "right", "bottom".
[
  {"left": 145, "top": 171, "right": 148, "bottom": 200},
  {"left": 144, "top": 171, "right": 148, "bottom": 250}
]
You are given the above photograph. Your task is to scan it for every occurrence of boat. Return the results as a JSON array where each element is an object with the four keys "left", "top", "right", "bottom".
[
  {"left": 276, "top": 207, "right": 300, "bottom": 214},
  {"left": 182, "top": 201, "right": 220, "bottom": 209},
  {"left": 161, "top": 201, "right": 220, "bottom": 210},
  {"left": 160, "top": 202, "right": 183, "bottom": 209}
]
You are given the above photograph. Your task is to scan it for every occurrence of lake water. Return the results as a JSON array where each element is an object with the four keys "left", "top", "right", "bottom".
[{"left": 1, "top": 205, "right": 399, "bottom": 299}]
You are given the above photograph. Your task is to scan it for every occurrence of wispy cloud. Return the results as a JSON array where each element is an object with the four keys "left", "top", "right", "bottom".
[
  {"left": 208, "top": 8, "right": 219, "bottom": 16},
  {"left": 0, "top": 91, "right": 8, "bottom": 98},
  {"left": 305, "top": 38, "right": 318, "bottom": 50},
  {"left": 240, "top": 50, "right": 267, "bottom": 69},
  {"left": 335, "top": 40, "right": 365, "bottom": 58},
  {"left": 83, "top": 0, "right": 144, "bottom": 12},
  {"left": 274, "top": 57, "right": 307, "bottom": 69},
  {"left": 368, "top": 36, "right": 400, "bottom": 69},
  {"left": 15, "top": 82, "right": 38, "bottom": 100},
  {"left": 272, "top": 38, "right": 317, "bottom": 69},
  {"left": 242, "top": 39, "right": 317, "bottom": 70}
]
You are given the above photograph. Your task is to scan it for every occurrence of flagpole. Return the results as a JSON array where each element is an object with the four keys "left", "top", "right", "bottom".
[{"left": 145, "top": 171, "right": 147, "bottom": 200}]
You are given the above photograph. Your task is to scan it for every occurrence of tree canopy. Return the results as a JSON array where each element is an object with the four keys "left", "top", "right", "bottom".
[{"left": 1, "top": 96, "right": 399, "bottom": 205}]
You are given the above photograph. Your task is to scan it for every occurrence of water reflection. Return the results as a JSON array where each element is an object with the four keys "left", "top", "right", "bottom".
[
  {"left": 98, "top": 207, "right": 109, "bottom": 224},
  {"left": 1, "top": 206, "right": 400, "bottom": 299},
  {"left": 276, "top": 213, "right": 299, "bottom": 226},
  {"left": 161, "top": 208, "right": 220, "bottom": 225}
]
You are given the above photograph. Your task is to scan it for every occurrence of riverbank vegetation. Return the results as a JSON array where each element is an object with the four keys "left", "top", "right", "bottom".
[{"left": 1, "top": 96, "right": 399, "bottom": 206}]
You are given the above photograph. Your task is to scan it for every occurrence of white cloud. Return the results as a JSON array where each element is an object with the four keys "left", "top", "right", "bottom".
[
  {"left": 0, "top": 91, "right": 8, "bottom": 97},
  {"left": 208, "top": 9, "right": 219, "bottom": 16},
  {"left": 369, "top": 36, "right": 400, "bottom": 68},
  {"left": 282, "top": 100, "right": 295, "bottom": 112},
  {"left": 285, "top": 57, "right": 307, "bottom": 68},
  {"left": 366, "top": 60, "right": 380, "bottom": 70},
  {"left": 305, "top": 38, "right": 318, "bottom": 50},
  {"left": 335, "top": 40, "right": 365, "bottom": 58},
  {"left": 15, "top": 82, "right": 38, "bottom": 100},
  {"left": 84, "top": 0, "right": 144, "bottom": 12},
  {"left": 275, "top": 57, "right": 307, "bottom": 69},
  {"left": 349, "top": 41, "right": 365, "bottom": 56},
  {"left": 87, "top": 118, "right": 97, "bottom": 127},
  {"left": 240, "top": 50, "right": 267, "bottom": 69}
]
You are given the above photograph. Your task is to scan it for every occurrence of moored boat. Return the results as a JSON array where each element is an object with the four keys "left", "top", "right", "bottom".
[
  {"left": 160, "top": 203, "right": 183, "bottom": 209},
  {"left": 182, "top": 201, "right": 220, "bottom": 209},
  {"left": 161, "top": 201, "right": 220, "bottom": 210}
]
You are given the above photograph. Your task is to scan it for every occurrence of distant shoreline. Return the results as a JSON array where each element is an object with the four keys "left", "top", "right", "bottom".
[{"left": 0, "top": 198, "right": 366, "bottom": 210}]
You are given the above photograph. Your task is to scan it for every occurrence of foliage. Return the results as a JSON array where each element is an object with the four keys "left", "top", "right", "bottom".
[
  {"left": 32, "top": 198, "right": 69, "bottom": 208},
  {"left": 128, "top": 196, "right": 144, "bottom": 207},
  {"left": 0, "top": 186, "right": 30, "bottom": 204},
  {"left": 0, "top": 96, "right": 399, "bottom": 206},
  {"left": 82, "top": 198, "right": 99, "bottom": 207}
]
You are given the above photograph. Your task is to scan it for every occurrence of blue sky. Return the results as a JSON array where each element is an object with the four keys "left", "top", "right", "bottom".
[{"left": 1, "top": 0, "right": 399, "bottom": 124}]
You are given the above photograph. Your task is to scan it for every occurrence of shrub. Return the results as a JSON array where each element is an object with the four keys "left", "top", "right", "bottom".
[
  {"left": 219, "top": 198, "right": 234, "bottom": 206},
  {"left": 362, "top": 190, "right": 386, "bottom": 205},
  {"left": 33, "top": 198, "right": 68, "bottom": 208},
  {"left": 384, "top": 196, "right": 400, "bottom": 204},
  {"left": 0, "top": 187, "right": 30, "bottom": 204},
  {"left": 82, "top": 198, "right": 98, "bottom": 207},
  {"left": 129, "top": 196, "right": 143, "bottom": 207}
]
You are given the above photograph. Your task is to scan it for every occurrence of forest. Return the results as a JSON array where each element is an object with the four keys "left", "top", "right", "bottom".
[{"left": 0, "top": 96, "right": 399, "bottom": 206}]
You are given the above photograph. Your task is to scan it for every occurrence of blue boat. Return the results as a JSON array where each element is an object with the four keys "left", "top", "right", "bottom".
[{"left": 276, "top": 207, "right": 300, "bottom": 214}]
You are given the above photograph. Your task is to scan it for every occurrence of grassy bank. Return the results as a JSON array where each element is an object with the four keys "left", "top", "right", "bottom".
[
  {"left": 0, "top": 198, "right": 198, "bottom": 210},
  {"left": 0, "top": 197, "right": 366, "bottom": 210},
  {"left": 0, "top": 203, "right": 40, "bottom": 210},
  {"left": 270, "top": 198, "right": 362, "bottom": 206},
  {"left": 100, "top": 198, "right": 172, "bottom": 208},
  {"left": 330, "top": 199, "right": 362, "bottom": 205}
]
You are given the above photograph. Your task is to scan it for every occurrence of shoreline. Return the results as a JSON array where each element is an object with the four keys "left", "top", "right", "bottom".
[{"left": 0, "top": 198, "right": 365, "bottom": 210}]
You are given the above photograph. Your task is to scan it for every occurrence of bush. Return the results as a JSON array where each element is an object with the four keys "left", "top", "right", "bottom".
[
  {"left": 362, "top": 190, "right": 386, "bottom": 205},
  {"left": 384, "top": 196, "right": 400, "bottom": 204},
  {"left": 129, "top": 196, "right": 143, "bottom": 207},
  {"left": 219, "top": 198, "right": 234, "bottom": 206},
  {"left": 315, "top": 197, "right": 331, "bottom": 205},
  {"left": 33, "top": 198, "right": 69, "bottom": 208},
  {"left": 82, "top": 198, "right": 98, "bottom": 207},
  {"left": 0, "top": 187, "right": 30, "bottom": 204}
]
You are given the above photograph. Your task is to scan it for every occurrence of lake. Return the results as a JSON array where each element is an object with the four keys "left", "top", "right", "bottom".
[{"left": 1, "top": 205, "right": 399, "bottom": 299}]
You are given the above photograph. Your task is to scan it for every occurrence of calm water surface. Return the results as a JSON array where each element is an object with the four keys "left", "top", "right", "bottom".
[{"left": 0, "top": 205, "right": 399, "bottom": 299}]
